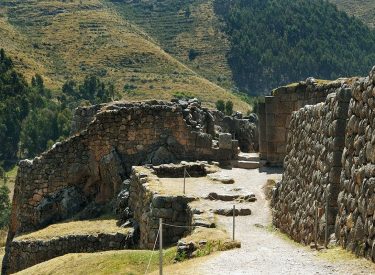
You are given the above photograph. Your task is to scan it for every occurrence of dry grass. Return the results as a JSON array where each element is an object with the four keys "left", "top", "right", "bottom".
[
  {"left": 0, "top": 0, "right": 250, "bottom": 113},
  {"left": 182, "top": 227, "right": 241, "bottom": 252},
  {"left": 263, "top": 178, "right": 276, "bottom": 200},
  {"left": 15, "top": 227, "right": 240, "bottom": 275},
  {"left": 329, "top": 0, "right": 375, "bottom": 28},
  {"left": 15, "top": 248, "right": 177, "bottom": 275},
  {"left": 0, "top": 247, "right": 4, "bottom": 272},
  {"left": 112, "top": 0, "right": 234, "bottom": 90},
  {"left": 0, "top": 229, "right": 7, "bottom": 247},
  {"left": 15, "top": 219, "right": 130, "bottom": 241}
]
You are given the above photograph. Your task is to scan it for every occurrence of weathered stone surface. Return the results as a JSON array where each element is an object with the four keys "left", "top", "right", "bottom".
[
  {"left": 128, "top": 166, "right": 197, "bottom": 249},
  {"left": 336, "top": 68, "right": 375, "bottom": 261},
  {"left": 207, "top": 173, "right": 235, "bottom": 184},
  {"left": 213, "top": 208, "right": 251, "bottom": 216},
  {"left": 3, "top": 100, "right": 240, "bottom": 274},
  {"left": 219, "top": 133, "right": 233, "bottom": 150},
  {"left": 261, "top": 78, "right": 351, "bottom": 166},
  {"left": 6, "top": 230, "right": 134, "bottom": 274},
  {"left": 272, "top": 88, "right": 351, "bottom": 245}
]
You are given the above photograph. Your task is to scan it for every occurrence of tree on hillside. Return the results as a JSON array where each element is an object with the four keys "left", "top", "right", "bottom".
[
  {"left": 215, "top": 0, "right": 375, "bottom": 95},
  {"left": 216, "top": 100, "right": 225, "bottom": 112},
  {"left": 0, "top": 49, "right": 30, "bottom": 167},
  {"left": 0, "top": 184, "right": 10, "bottom": 229},
  {"left": 225, "top": 100, "right": 233, "bottom": 115}
]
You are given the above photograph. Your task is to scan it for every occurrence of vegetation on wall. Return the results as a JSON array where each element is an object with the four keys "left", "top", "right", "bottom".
[{"left": 215, "top": 0, "right": 375, "bottom": 95}]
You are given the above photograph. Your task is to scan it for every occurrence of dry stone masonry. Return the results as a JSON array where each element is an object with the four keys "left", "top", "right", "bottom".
[
  {"left": 272, "top": 87, "right": 351, "bottom": 244},
  {"left": 128, "top": 165, "right": 197, "bottom": 249},
  {"left": 6, "top": 230, "right": 134, "bottom": 274},
  {"left": 273, "top": 67, "right": 375, "bottom": 263},
  {"left": 260, "top": 78, "right": 349, "bottom": 166},
  {"left": 3, "top": 100, "right": 240, "bottom": 274},
  {"left": 336, "top": 69, "right": 375, "bottom": 260}
]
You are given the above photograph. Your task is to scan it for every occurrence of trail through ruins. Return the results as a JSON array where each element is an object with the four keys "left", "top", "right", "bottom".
[{"left": 158, "top": 166, "right": 375, "bottom": 275}]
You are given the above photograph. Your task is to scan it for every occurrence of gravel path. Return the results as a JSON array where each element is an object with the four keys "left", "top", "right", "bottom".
[{"left": 192, "top": 167, "right": 375, "bottom": 275}]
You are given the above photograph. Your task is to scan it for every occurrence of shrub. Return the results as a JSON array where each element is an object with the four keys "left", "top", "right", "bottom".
[
  {"left": 188, "top": 49, "right": 199, "bottom": 61},
  {"left": 0, "top": 185, "right": 11, "bottom": 229},
  {"left": 216, "top": 100, "right": 225, "bottom": 112},
  {"left": 225, "top": 100, "right": 233, "bottom": 115}
]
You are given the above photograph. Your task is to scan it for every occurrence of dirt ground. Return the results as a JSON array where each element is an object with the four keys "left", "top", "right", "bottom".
[{"left": 154, "top": 167, "right": 375, "bottom": 275}]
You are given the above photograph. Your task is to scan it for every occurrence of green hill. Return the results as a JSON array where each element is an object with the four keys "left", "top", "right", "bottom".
[
  {"left": 329, "top": 0, "right": 375, "bottom": 28},
  {"left": 109, "top": 0, "right": 234, "bottom": 90},
  {"left": 216, "top": 0, "right": 375, "bottom": 95},
  {"left": 1, "top": 0, "right": 375, "bottom": 98},
  {"left": 0, "top": 0, "right": 249, "bottom": 111}
]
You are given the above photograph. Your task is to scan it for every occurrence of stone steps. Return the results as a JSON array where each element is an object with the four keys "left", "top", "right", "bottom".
[
  {"left": 238, "top": 153, "right": 260, "bottom": 162},
  {"left": 235, "top": 160, "right": 260, "bottom": 169},
  {"left": 233, "top": 153, "right": 266, "bottom": 169}
]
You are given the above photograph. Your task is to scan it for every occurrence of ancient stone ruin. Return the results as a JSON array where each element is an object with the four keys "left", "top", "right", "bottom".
[
  {"left": 258, "top": 78, "right": 350, "bottom": 166},
  {"left": 272, "top": 67, "right": 375, "bottom": 261},
  {"left": 2, "top": 99, "right": 258, "bottom": 274}
]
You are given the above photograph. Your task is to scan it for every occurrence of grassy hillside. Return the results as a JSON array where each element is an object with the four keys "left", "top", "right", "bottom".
[
  {"left": 0, "top": 0, "right": 250, "bottom": 112},
  {"left": 110, "top": 0, "right": 234, "bottom": 90},
  {"left": 329, "top": 0, "right": 375, "bottom": 28}
]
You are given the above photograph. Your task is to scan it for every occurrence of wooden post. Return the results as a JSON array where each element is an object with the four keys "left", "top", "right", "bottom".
[
  {"left": 314, "top": 201, "right": 317, "bottom": 249},
  {"left": 233, "top": 205, "right": 236, "bottom": 241},
  {"left": 159, "top": 218, "right": 163, "bottom": 275},
  {"left": 184, "top": 168, "right": 186, "bottom": 194},
  {"left": 325, "top": 193, "right": 329, "bottom": 248}
]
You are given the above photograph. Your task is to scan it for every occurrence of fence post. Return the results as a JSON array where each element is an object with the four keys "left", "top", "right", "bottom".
[
  {"left": 233, "top": 205, "right": 236, "bottom": 241},
  {"left": 159, "top": 218, "right": 163, "bottom": 275},
  {"left": 183, "top": 168, "right": 186, "bottom": 195},
  {"left": 325, "top": 192, "right": 329, "bottom": 248}
]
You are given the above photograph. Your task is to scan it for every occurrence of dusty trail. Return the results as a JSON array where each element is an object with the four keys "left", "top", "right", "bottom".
[{"left": 158, "top": 167, "right": 375, "bottom": 275}]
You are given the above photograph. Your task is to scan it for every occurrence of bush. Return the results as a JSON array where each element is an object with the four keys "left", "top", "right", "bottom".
[
  {"left": 225, "top": 100, "right": 233, "bottom": 115},
  {"left": 188, "top": 49, "right": 199, "bottom": 61},
  {"left": 216, "top": 100, "right": 225, "bottom": 112},
  {"left": 0, "top": 185, "right": 11, "bottom": 229}
]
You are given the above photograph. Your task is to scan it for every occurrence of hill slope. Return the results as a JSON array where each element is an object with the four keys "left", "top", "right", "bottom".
[
  {"left": 329, "top": 0, "right": 375, "bottom": 28},
  {"left": 0, "top": 0, "right": 249, "bottom": 111},
  {"left": 216, "top": 0, "right": 375, "bottom": 95},
  {"left": 109, "top": 0, "right": 234, "bottom": 90}
]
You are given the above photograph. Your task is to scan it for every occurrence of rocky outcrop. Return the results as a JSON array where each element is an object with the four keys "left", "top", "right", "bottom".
[
  {"left": 272, "top": 86, "right": 351, "bottom": 244},
  {"left": 336, "top": 67, "right": 375, "bottom": 260}
]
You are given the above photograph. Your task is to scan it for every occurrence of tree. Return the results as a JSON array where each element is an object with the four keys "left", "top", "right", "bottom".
[
  {"left": 188, "top": 49, "right": 199, "bottom": 61},
  {"left": 216, "top": 100, "right": 225, "bottom": 112},
  {"left": 0, "top": 185, "right": 10, "bottom": 229},
  {"left": 225, "top": 100, "right": 234, "bottom": 115}
]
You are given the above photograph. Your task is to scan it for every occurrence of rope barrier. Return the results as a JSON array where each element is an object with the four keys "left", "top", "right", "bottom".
[
  {"left": 162, "top": 222, "right": 207, "bottom": 229},
  {"left": 144, "top": 227, "right": 160, "bottom": 275}
]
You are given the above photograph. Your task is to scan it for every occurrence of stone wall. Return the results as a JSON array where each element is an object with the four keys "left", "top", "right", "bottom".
[
  {"left": 260, "top": 79, "right": 348, "bottom": 166},
  {"left": 128, "top": 166, "right": 195, "bottom": 249},
  {"left": 205, "top": 110, "right": 259, "bottom": 153},
  {"left": 3, "top": 100, "right": 239, "bottom": 274},
  {"left": 258, "top": 103, "right": 267, "bottom": 160},
  {"left": 6, "top": 231, "right": 134, "bottom": 274},
  {"left": 272, "top": 87, "right": 351, "bottom": 244},
  {"left": 336, "top": 68, "right": 375, "bottom": 260}
]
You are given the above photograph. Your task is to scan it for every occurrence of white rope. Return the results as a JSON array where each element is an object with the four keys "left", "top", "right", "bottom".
[
  {"left": 185, "top": 169, "right": 192, "bottom": 178},
  {"left": 162, "top": 222, "right": 207, "bottom": 229},
  {"left": 144, "top": 227, "right": 160, "bottom": 275}
]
